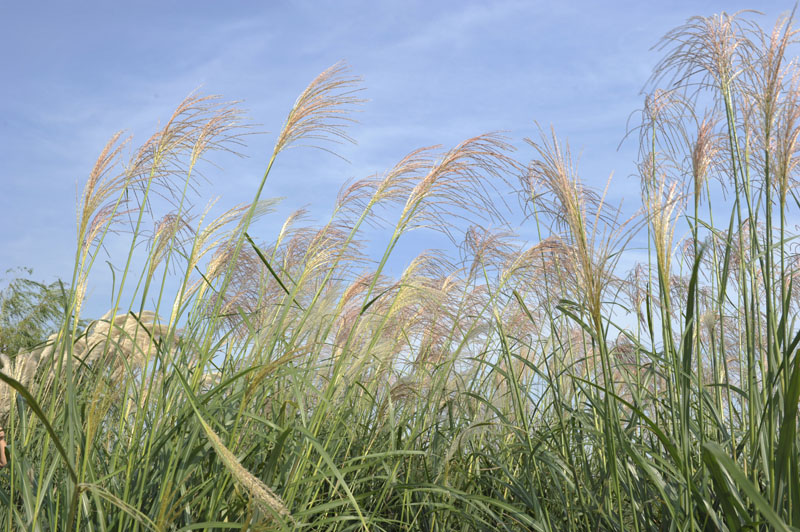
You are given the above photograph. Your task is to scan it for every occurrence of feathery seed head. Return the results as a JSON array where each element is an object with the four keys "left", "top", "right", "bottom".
[{"left": 274, "top": 61, "right": 364, "bottom": 156}]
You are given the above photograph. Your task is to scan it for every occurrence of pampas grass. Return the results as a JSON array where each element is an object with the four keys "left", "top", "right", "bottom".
[{"left": 3, "top": 10, "right": 800, "bottom": 531}]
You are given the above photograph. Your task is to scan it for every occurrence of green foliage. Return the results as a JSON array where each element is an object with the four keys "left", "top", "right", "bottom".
[{"left": 0, "top": 268, "right": 72, "bottom": 356}]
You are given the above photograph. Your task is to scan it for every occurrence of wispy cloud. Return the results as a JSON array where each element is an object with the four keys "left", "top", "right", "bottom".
[{"left": 0, "top": 0, "right": 779, "bottom": 316}]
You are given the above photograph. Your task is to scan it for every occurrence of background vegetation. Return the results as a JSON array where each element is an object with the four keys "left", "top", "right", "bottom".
[
  {"left": 2, "top": 10, "right": 800, "bottom": 531},
  {"left": 0, "top": 269, "right": 75, "bottom": 358}
]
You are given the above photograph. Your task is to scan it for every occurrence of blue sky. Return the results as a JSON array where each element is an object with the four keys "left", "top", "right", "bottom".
[{"left": 0, "top": 1, "right": 792, "bottom": 317}]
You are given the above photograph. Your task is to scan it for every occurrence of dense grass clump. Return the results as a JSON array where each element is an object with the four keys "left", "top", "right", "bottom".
[{"left": 3, "top": 10, "right": 800, "bottom": 531}]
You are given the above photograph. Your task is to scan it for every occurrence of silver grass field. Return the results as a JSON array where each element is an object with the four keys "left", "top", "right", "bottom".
[{"left": 2, "top": 10, "right": 800, "bottom": 531}]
